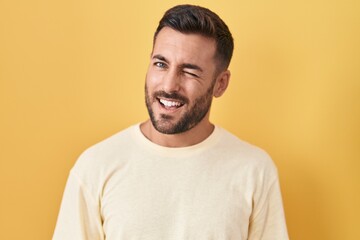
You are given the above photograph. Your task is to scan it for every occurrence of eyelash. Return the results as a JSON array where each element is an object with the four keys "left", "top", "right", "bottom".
[
  {"left": 184, "top": 71, "right": 199, "bottom": 78},
  {"left": 154, "top": 62, "right": 167, "bottom": 68}
]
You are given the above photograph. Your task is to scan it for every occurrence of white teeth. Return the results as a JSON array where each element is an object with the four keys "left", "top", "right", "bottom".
[{"left": 159, "top": 99, "right": 182, "bottom": 107}]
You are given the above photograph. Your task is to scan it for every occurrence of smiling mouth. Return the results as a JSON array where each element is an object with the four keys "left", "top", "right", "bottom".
[{"left": 158, "top": 98, "right": 184, "bottom": 109}]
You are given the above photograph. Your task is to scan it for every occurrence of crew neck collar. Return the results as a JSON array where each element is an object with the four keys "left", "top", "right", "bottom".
[{"left": 130, "top": 123, "right": 222, "bottom": 157}]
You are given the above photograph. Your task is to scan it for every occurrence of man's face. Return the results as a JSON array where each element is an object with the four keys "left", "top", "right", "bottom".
[{"left": 145, "top": 27, "right": 218, "bottom": 134}]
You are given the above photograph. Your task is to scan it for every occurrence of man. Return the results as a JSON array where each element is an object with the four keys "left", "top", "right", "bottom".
[{"left": 53, "top": 4, "right": 289, "bottom": 240}]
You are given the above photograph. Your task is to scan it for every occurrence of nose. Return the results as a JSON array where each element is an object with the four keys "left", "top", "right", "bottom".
[{"left": 162, "top": 69, "right": 181, "bottom": 93}]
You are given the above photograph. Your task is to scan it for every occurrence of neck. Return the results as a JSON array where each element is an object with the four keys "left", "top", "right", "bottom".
[{"left": 140, "top": 118, "right": 214, "bottom": 148}]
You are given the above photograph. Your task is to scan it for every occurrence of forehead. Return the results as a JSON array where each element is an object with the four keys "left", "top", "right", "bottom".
[{"left": 152, "top": 27, "right": 216, "bottom": 67}]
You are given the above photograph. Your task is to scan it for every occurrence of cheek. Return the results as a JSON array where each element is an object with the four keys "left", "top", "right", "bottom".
[
  {"left": 186, "top": 81, "right": 206, "bottom": 96},
  {"left": 146, "top": 69, "right": 163, "bottom": 89}
]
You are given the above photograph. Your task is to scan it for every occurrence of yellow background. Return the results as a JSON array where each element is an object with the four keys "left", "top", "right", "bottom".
[{"left": 1, "top": 0, "right": 359, "bottom": 239}]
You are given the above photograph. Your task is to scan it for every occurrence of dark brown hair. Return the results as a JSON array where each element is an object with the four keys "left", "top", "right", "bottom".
[{"left": 154, "top": 4, "right": 234, "bottom": 72}]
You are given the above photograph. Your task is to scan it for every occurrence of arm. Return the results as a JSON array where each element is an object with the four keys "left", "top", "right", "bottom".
[
  {"left": 53, "top": 171, "right": 104, "bottom": 240},
  {"left": 248, "top": 177, "right": 289, "bottom": 240}
]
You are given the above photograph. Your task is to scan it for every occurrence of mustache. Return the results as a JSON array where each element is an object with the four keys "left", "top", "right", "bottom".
[{"left": 153, "top": 91, "right": 189, "bottom": 104}]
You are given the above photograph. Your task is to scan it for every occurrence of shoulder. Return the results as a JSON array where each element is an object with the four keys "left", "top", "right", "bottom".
[
  {"left": 68, "top": 125, "right": 140, "bottom": 196},
  {"left": 215, "top": 127, "right": 278, "bottom": 177},
  {"left": 71, "top": 124, "right": 138, "bottom": 178}
]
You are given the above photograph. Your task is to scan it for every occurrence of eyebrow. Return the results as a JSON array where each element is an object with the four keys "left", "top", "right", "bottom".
[
  {"left": 152, "top": 54, "right": 203, "bottom": 72},
  {"left": 153, "top": 54, "right": 168, "bottom": 63}
]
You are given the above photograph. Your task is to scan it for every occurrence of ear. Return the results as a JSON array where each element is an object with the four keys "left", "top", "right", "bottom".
[{"left": 213, "top": 70, "right": 231, "bottom": 98}]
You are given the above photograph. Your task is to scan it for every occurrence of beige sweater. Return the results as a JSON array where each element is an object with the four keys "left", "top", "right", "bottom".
[{"left": 53, "top": 124, "right": 288, "bottom": 240}]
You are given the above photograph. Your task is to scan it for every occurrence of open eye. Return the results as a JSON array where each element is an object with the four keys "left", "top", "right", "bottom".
[{"left": 154, "top": 62, "right": 167, "bottom": 69}]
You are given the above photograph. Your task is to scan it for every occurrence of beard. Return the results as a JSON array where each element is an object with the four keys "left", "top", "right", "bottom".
[{"left": 145, "top": 81, "right": 215, "bottom": 135}]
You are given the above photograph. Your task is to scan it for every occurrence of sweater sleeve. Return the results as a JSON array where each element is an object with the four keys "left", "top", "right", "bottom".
[
  {"left": 248, "top": 176, "right": 289, "bottom": 240},
  {"left": 53, "top": 171, "right": 104, "bottom": 240}
]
